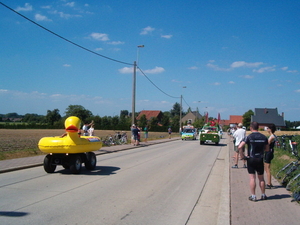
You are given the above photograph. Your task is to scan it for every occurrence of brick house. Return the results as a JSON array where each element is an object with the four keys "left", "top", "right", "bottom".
[
  {"left": 136, "top": 110, "right": 163, "bottom": 123},
  {"left": 251, "top": 108, "right": 286, "bottom": 130}
]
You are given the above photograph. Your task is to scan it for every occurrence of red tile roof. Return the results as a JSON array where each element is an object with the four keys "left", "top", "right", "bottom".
[{"left": 136, "top": 110, "right": 162, "bottom": 120}]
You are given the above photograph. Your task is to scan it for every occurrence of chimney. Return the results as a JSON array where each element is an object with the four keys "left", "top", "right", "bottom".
[{"left": 282, "top": 112, "right": 284, "bottom": 118}]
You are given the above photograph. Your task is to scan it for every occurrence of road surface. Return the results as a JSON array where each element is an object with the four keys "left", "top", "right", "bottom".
[{"left": 0, "top": 139, "right": 228, "bottom": 225}]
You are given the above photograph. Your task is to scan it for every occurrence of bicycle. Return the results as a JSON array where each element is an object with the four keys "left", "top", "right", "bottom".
[{"left": 276, "top": 137, "right": 299, "bottom": 186}]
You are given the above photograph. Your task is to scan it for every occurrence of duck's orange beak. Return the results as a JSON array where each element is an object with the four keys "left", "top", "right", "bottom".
[{"left": 66, "top": 125, "right": 79, "bottom": 133}]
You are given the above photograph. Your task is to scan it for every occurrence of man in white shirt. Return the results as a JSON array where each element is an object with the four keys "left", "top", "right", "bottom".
[{"left": 232, "top": 123, "right": 247, "bottom": 168}]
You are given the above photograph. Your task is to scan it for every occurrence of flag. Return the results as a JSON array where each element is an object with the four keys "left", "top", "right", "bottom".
[{"left": 217, "top": 113, "right": 220, "bottom": 124}]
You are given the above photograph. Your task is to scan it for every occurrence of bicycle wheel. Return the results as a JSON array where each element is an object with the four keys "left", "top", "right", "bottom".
[
  {"left": 291, "top": 186, "right": 300, "bottom": 202},
  {"left": 276, "top": 161, "right": 295, "bottom": 180},
  {"left": 286, "top": 173, "right": 300, "bottom": 191},
  {"left": 282, "top": 163, "right": 300, "bottom": 186}
]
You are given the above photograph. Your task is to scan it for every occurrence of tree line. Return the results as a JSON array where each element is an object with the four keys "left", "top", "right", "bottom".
[
  {"left": 0, "top": 103, "right": 197, "bottom": 132},
  {"left": 1, "top": 106, "right": 299, "bottom": 131}
]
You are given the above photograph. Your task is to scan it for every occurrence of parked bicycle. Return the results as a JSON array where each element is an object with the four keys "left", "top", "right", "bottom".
[{"left": 275, "top": 136, "right": 299, "bottom": 186}]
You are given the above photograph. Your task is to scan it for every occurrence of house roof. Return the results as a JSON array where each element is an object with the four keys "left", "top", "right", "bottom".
[
  {"left": 181, "top": 111, "right": 202, "bottom": 123},
  {"left": 229, "top": 115, "right": 243, "bottom": 124},
  {"left": 136, "top": 110, "right": 162, "bottom": 120},
  {"left": 251, "top": 108, "right": 285, "bottom": 127}
]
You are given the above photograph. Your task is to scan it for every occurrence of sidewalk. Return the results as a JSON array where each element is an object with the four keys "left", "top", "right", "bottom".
[
  {"left": 229, "top": 137, "right": 300, "bottom": 225},
  {"left": 0, "top": 137, "right": 180, "bottom": 173}
]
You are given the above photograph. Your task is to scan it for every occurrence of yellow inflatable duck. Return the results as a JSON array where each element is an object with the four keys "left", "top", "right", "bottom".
[{"left": 38, "top": 116, "right": 102, "bottom": 154}]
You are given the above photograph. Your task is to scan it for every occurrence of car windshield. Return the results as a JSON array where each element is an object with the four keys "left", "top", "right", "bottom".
[{"left": 183, "top": 129, "right": 193, "bottom": 133}]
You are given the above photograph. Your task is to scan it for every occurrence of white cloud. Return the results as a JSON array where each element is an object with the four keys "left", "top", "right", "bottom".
[
  {"left": 206, "top": 63, "right": 231, "bottom": 71},
  {"left": 295, "top": 89, "right": 300, "bottom": 93},
  {"left": 64, "top": 2, "right": 75, "bottom": 7},
  {"left": 144, "top": 66, "right": 165, "bottom": 74},
  {"left": 213, "top": 82, "right": 221, "bottom": 86},
  {"left": 90, "top": 33, "right": 109, "bottom": 41},
  {"left": 281, "top": 67, "right": 288, "bottom": 71},
  {"left": 228, "top": 81, "right": 235, "bottom": 84},
  {"left": 108, "top": 41, "right": 125, "bottom": 45},
  {"left": 35, "top": 14, "right": 52, "bottom": 22},
  {"left": 50, "top": 10, "right": 81, "bottom": 19},
  {"left": 95, "top": 48, "right": 103, "bottom": 51},
  {"left": 63, "top": 64, "right": 71, "bottom": 67},
  {"left": 188, "top": 66, "right": 198, "bottom": 70},
  {"left": 119, "top": 66, "right": 165, "bottom": 74},
  {"left": 118, "top": 67, "right": 133, "bottom": 74},
  {"left": 253, "top": 66, "right": 276, "bottom": 73},
  {"left": 140, "top": 26, "right": 155, "bottom": 35},
  {"left": 16, "top": 3, "right": 33, "bottom": 12},
  {"left": 240, "top": 75, "right": 254, "bottom": 79},
  {"left": 231, "top": 61, "right": 263, "bottom": 68},
  {"left": 161, "top": 34, "right": 173, "bottom": 39},
  {"left": 287, "top": 70, "right": 298, "bottom": 73}
]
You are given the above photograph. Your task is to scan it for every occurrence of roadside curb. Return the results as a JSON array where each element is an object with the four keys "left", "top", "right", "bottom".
[{"left": 0, "top": 137, "right": 180, "bottom": 174}]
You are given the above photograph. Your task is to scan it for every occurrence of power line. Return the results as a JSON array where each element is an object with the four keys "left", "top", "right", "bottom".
[
  {"left": 0, "top": 2, "right": 133, "bottom": 66},
  {"left": 137, "top": 66, "right": 180, "bottom": 99},
  {"left": 1, "top": 2, "right": 192, "bottom": 107},
  {"left": 182, "top": 96, "right": 192, "bottom": 110}
]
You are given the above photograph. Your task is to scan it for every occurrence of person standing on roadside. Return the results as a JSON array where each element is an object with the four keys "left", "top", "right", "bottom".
[
  {"left": 232, "top": 123, "right": 247, "bottom": 169},
  {"left": 238, "top": 121, "right": 269, "bottom": 202},
  {"left": 132, "top": 125, "right": 140, "bottom": 146},
  {"left": 265, "top": 123, "right": 277, "bottom": 189},
  {"left": 144, "top": 125, "right": 149, "bottom": 143},
  {"left": 168, "top": 127, "right": 172, "bottom": 139}
]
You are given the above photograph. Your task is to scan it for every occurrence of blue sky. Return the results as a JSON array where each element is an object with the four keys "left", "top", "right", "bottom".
[{"left": 1, "top": 0, "right": 299, "bottom": 121}]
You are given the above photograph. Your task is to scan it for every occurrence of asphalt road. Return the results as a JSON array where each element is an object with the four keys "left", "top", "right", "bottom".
[{"left": 0, "top": 139, "right": 228, "bottom": 225}]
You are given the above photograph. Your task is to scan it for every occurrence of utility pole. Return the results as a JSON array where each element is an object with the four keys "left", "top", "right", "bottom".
[{"left": 132, "top": 61, "right": 137, "bottom": 125}]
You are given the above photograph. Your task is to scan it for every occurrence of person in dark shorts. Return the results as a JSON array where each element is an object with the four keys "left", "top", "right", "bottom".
[
  {"left": 264, "top": 123, "right": 277, "bottom": 189},
  {"left": 238, "top": 122, "right": 269, "bottom": 202}
]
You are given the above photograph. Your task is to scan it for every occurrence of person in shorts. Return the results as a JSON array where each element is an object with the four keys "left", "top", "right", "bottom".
[
  {"left": 238, "top": 122, "right": 269, "bottom": 202},
  {"left": 264, "top": 123, "right": 277, "bottom": 189},
  {"left": 232, "top": 123, "right": 247, "bottom": 168}
]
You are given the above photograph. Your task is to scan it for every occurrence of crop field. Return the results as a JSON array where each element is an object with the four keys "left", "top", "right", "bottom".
[{"left": 0, "top": 129, "right": 173, "bottom": 160}]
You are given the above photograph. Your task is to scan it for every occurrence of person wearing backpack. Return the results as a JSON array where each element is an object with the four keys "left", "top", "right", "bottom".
[
  {"left": 265, "top": 123, "right": 277, "bottom": 189},
  {"left": 238, "top": 122, "right": 270, "bottom": 202}
]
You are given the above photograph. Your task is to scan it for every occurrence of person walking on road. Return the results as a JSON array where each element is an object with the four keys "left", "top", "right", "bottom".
[
  {"left": 232, "top": 123, "right": 247, "bottom": 169},
  {"left": 238, "top": 122, "right": 269, "bottom": 202},
  {"left": 265, "top": 123, "right": 277, "bottom": 189}
]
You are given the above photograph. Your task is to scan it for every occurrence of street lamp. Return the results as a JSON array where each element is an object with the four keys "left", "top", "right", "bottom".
[
  {"left": 137, "top": 45, "right": 144, "bottom": 66},
  {"left": 179, "top": 86, "right": 187, "bottom": 133},
  {"left": 132, "top": 45, "right": 144, "bottom": 125}
]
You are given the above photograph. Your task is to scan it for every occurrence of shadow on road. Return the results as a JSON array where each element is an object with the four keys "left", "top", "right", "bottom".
[{"left": 0, "top": 211, "right": 29, "bottom": 217}]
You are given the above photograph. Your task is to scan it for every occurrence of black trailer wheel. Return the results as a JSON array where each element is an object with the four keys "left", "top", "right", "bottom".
[
  {"left": 44, "top": 154, "right": 56, "bottom": 173},
  {"left": 70, "top": 155, "right": 82, "bottom": 174},
  {"left": 85, "top": 152, "right": 97, "bottom": 170}
]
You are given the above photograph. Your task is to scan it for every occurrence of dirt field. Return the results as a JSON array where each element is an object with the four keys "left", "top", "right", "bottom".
[
  {"left": 0, "top": 129, "right": 299, "bottom": 160},
  {"left": 0, "top": 129, "right": 172, "bottom": 160}
]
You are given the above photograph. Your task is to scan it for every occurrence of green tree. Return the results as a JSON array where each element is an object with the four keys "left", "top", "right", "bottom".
[
  {"left": 120, "top": 110, "right": 129, "bottom": 117},
  {"left": 64, "top": 105, "right": 93, "bottom": 123},
  {"left": 138, "top": 114, "right": 148, "bottom": 128},
  {"left": 111, "top": 116, "right": 119, "bottom": 129},
  {"left": 170, "top": 102, "right": 181, "bottom": 117},
  {"left": 161, "top": 114, "right": 170, "bottom": 127},
  {"left": 171, "top": 115, "right": 180, "bottom": 132},
  {"left": 149, "top": 117, "right": 159, "bottom": 130},
  {"left": 46, "top": 109, "right": 61, "bottom": 125},
  {"left": 101, "top": 116, "right": 111, "bottom": 130},
  {"left": 242, "top": 109, "right": 254, "bottom": 129},
  {"left": 22, "top": 113, "right": 45, "bottom": 123}
]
